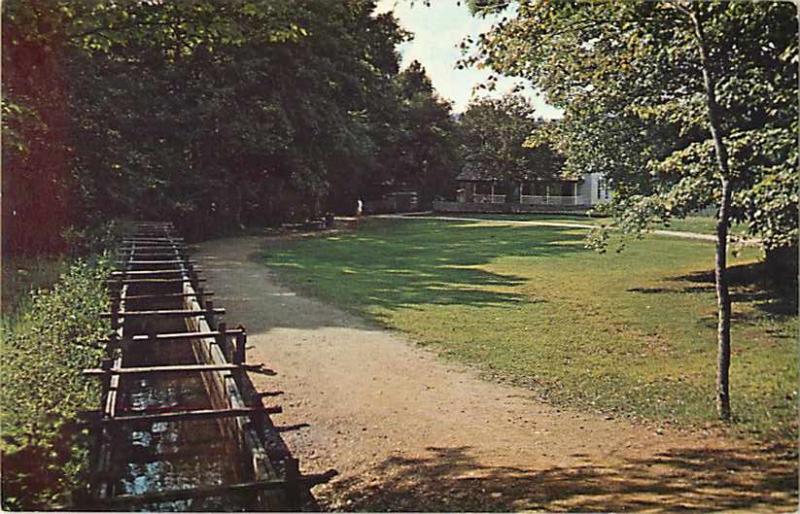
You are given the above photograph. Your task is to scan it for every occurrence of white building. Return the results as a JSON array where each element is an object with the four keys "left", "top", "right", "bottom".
[{"left": 454, "top": 169, "right": 612, "bottom": 207}]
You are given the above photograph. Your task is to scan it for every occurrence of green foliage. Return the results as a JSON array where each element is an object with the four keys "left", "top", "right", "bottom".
[
  {"left": 61, "top": 220, "right": 126, "bottom": 257},
  {"left": 0, "top": 98, "right": 40, "bottom": 157},
  {"left": 467, "top": 1, "right": 798, "bottom": 252},
  {"left": 1, "top": 257, "right": 69, "bottom": 321},
  {"left": 459, "top": 94, "right": 563, "bottom": 186},
  {"left": 379, "top": 60, "right": 463, "bottom": 205},
  {"left": 3, "top": 0, "right": 457, "bottom": 249},
  {"left": 1, "top": 259, "right": 110, "bottom": 509}
]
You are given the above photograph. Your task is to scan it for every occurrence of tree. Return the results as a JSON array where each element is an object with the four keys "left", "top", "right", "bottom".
[
  {"left": 2, "top": 0, "right": 415, "bottom": 248},
  {"left": 379, "top": 60, "right": 462, "bottom": 206},
  {"left": 467, "top": 0, "right": 798, "bottom": 420},
  {"left": 459, "top": 94, "right": 562, "bottom": 197}
]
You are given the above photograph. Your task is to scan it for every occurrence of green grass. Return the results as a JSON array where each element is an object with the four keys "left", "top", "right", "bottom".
[
  {"left": 429, "top": 213, "right": 747, "bottom": 236},
  {"left": 263, "top": 218, "right": 797, "bottom": 441}
]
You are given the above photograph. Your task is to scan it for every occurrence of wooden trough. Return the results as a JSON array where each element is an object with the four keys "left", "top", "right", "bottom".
[{"left": 79, "top": 221, "right": 335, "bottom": 511}]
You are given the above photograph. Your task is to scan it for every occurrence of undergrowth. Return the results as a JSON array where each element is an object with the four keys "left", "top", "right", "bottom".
[{"left": 1, "top": 257, "right": 111, "bottom": 510}]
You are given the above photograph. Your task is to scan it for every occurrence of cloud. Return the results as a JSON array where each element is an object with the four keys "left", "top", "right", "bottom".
[{"left": 375, "top": 0, "right": 562, "bottom": 118}]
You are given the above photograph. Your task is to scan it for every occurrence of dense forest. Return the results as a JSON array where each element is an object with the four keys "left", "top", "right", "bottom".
[{"left": 2, "top": 0, "right": 471, "bottom": 254}]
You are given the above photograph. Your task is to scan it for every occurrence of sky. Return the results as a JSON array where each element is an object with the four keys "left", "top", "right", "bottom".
[{"left": 375, "top": 0, "right": 563, "bottom": 118}]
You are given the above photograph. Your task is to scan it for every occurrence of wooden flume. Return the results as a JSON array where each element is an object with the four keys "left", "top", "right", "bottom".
[{"left": 80, "top": 221, "right": 335, "bottom": 510}]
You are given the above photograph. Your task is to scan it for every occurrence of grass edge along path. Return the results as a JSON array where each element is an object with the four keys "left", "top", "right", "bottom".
[{"left": 262, "top": 217, "right": 797, "bottom": 443}]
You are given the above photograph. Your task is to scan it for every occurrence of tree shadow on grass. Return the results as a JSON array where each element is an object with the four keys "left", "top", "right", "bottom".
[
  {"left": 331, "top": 444, "right": 797, "bottom": 512},
  {"left": 259, "top": 220, "right": 586, "bottom": 317},
  {"left": 628, "top": 261, "right": 798, "bottom": 320}
]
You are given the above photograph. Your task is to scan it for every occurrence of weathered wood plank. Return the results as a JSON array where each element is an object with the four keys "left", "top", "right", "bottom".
[
  {"left": 100, "top": 308, "right": 224, "bottom": 318},
  {"left": 111, "top": 269, "right": 202, "bottom": 276},
  {"left": 116, "top": 259, "right": 196, "bottom": 265},
  {"left": 122, "top": 292, "right": 214, "bottom": 301},
  {"left": 106, "top": 277, "right": 205, "bottom": 284},
  {"left": 90, "top": 471, "right": 337, "bottom": 507},
  {"left": 83, "top": 363, "right": 263, "bottom": 376},
  {"left": 96, "top": 329, "right": 244, "bottom": 345},
  {"left": 97, "top": 406, "right": 282, "bottom": 424}
]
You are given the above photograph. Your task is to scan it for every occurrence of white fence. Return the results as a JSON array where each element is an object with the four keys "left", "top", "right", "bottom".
[
  {"left": 473, "top": 194, "right": 507, "bottom": 204},
  {"left": 520, "top": 194, "right": 589, "bottom": 206}
]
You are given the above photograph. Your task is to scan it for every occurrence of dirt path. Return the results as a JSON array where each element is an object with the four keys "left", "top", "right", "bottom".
[{"left": 196, "top": 235, "right": 795, "bottom": 512}]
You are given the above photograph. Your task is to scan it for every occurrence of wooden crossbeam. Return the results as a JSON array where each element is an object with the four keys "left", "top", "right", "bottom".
[
  {"left": 90, "top": 471, "right": 338, "bottom": 507},
  {"left": 121, "top": 292, "right": 214, "bottom": 301},
  {"left": 116, "top": 252, "right": 188, "bottom": 258},
  {"left": 128, "top": 329, "right": 244, "bottom": 341},
  {"left": 118, "top": 247, "right": 184, "bottom": 251},
  {"left": 121, "top": 246, "right": 182, "bottom": 250},
  {"left": 122, "top": 237, "right": 184, "bottom": 241},
  {"left": 116, "top": 255, "right": 188, "bottom": 261},
  {"left": 120, "top": 240, "right": 185, "bottom": 245},
  {"left": 101, "top": 308, "right": 224, "bottom": 318},
  {"left": 107, "top": 277, "right": 205, "bottom": 285},
  {"left": 116, "top": 259, "right": 196, "bottom": 265},
  {"left": 121, "top": 237, "right": 183, "bottom": 244},
  {"left": 120, "top": 238, "right": 184, "bottom": 246},
  {"left": 83, "top": 363, "right": 263, "bottom": 377},
  {"left": 121, "top": 241, "right": 184, "bottom": 246},
  {"left": 111, "top": 269, "right": 199, "bottom": 276},
  {"left": 97, "top": 329, "right": 243, "bottom": 345},
  {"left": 118, "top": 245, "right": 186, "bottom": 250},
  {"left": 97, "top": 406, "right": 282, "bottom": 425},
  {"left": 121, "top": 236, "right": 183, "bottom": 241},
  {"left": 118, "top": 246, "right": 185, "bottom": 251}
]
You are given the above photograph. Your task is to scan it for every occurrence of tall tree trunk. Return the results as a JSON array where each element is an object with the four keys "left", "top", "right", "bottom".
[
  {"left": 714, "top": 178, "right": 733, "bottom": 420},
  {"left": 688, "top": 6, "right": 733, "bottom": 420}
]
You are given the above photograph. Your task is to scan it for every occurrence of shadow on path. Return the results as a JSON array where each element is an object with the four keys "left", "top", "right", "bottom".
[{"left": 332, "top": 444, "right": 797, "bottom": 512}]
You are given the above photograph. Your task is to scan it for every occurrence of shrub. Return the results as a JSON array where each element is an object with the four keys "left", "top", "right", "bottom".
[
  {"left": 1, "top": 256, "right": 68, "bottom": 320},
  {"left": 1, "top": 257, "right": 111, "bottom": 510},
  {"left": 62, "top": 220, "right": 125, "bottom": 257}
]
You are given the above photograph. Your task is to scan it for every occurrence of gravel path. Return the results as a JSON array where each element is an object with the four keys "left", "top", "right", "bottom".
[{"left": 196, "top": 234, "right": 793, "bottom": 512}]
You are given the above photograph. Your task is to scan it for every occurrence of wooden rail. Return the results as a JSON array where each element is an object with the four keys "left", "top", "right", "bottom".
[
  {"left": 96, "top": 406, "right": 284, "bottom": 424},
  {"left": 83, "top": 362, "right": 264, "bottom": 376},
  {"left": 88, "top": 470, "right": 338, "bottom": 508},
  {"left": 100, "top": 308, "right": 226, "bottom": 318},
  {"left": 80, "top": 221, "right": 335, "bottom": 510}
]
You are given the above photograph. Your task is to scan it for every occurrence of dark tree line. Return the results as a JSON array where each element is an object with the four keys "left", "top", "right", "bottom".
[{"left": 2, "top": 1, "right": 468, "bottom": 253}]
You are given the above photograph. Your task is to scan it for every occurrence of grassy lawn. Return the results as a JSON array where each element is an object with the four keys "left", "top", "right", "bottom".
[
  {"left": 429, "top": 213, "right": 747, "bottom": 236},
  {"left": 263, "top": 218, "right": 797, "bottom": 440}
]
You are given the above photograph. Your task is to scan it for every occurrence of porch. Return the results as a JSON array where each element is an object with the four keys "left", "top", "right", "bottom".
[
  {"left": 458, "top": 179, "right": 590, "bottom": 207},
  {"left": 520, "top": 194, "right": 587, "bottom": 206}
]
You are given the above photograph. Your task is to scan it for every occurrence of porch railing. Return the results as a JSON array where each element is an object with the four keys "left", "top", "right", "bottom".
[
  {"left": 520, "top": 194, "right": 588, "bottom": 206},
  {"left": 473, "top": 194, "right": 507, "bottom": 204}
]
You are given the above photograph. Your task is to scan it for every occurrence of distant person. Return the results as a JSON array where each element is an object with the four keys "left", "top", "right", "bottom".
[{"left": 354, "top": 198, "right": 364, "bottom": 228}]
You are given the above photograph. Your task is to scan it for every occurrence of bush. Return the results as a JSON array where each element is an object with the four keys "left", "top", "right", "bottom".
[
  {"left": 1, "top": 257, "right": 111, "bottom": 510},
  {"left": 1, "top": 256, "right": 68, "bottom": 320},
  {"left": 61, "top": 220, "right": 125, "bottom": 257}
]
